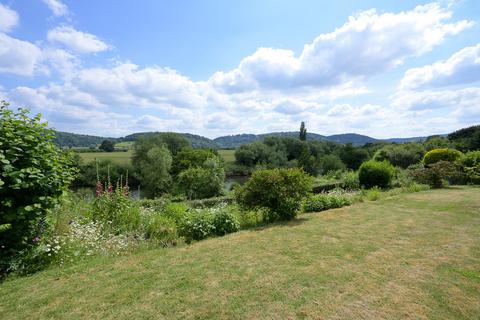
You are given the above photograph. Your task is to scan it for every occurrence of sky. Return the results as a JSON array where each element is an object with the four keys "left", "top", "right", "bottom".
[{"left": 0, "top": 0, "right": 479, "bottom": 139}]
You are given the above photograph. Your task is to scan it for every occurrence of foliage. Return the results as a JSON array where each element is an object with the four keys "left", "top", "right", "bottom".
[
  {"left": 373, "top": 143, "right": 425, "bottom": 168},
  {"left": 53, "top": 131, "right": 115, "bottom": 148},
  {"left": 340, "top": 144, "right": 370, "bottom": 170},
  {"left": 341, "top": 171, "right": 360, "bottom": 190},
  {"left": 99, "top": 140, "right": 115, "bottom": 152},
  {"left": 302, "top": 191, "right": 352, "bottom": 212},
  {"left": 319, "top": 154, "right": 346, "bottom": 174},
  {"left": 424, "top": 136, "right": 452, "bottom": 151},
  {"left": 140, "top": 209, "right": 178, "bottom": 246},
  {"left": 358, "top": 160, "right": 395, "bottom": 189},
  {"left": 178, "top": 210, "right": 215, "bottom": 242},
  {"left": 448, "top": 125, "right": 480, "bottom": 152},
  {"left": 132, "top": 138, "right": 173, "bottom": 197},
  {"left": 171, "top": 149, "right": 218, "bottom": 176},
  {"left": 410, "top": 160, "right": 462, "bottom": 188},
  {"left": 212, "top": 206, "right": 240, "bottom": 236},
  {"left": 235, "top": 168, "right": 312, "bottom": 221},
  {"left": 458, "top": 151, "right": 480, "bottom": 184},
  {"left": 364, "top": 187, "right": 381, "bottom": 201},
  {"left": 0, "top": 102, "right": 77, "bottom": 272},
  {"left": 188, "top": 195, "right": 234, "bottom": 208},
  {"left": 176, "top": 156, "right": 225, "bottom": 199},
  {"left": 72, "top": 158, "right": 138, "bottom": 188},
  {"left": 423, "top": 148, "right": 463, "bottom": 166}
]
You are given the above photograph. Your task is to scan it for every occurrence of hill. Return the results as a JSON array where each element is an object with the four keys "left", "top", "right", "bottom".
[
  {"left": 1, "top": 188, "right": 479, "bottom": 319},
  {"left": 52, "top": 130, "right": 435, "bottom": 149}
]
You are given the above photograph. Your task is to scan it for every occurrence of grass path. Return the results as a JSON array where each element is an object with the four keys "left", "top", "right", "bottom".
[{"left": 1, "top": 187, "right": 479, "bottom": 319}]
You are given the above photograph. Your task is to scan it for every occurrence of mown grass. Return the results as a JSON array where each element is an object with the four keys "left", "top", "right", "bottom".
[
  {"left": 78, "top": 150, "right": 133, "bottom": 165},
  {"left": 1, "top": 187, "right": 479, "bottom": 319}
]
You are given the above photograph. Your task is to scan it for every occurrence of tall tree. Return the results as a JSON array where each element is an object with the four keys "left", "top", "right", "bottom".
[
  {"left": 299, "top": 121, "right": 307, "bottom": 141},
  {"left": 99, "top": 139, "right": 115, "bottom": 152}
]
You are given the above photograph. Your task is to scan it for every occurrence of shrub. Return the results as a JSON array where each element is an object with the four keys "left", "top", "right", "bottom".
[
  {"left": 302, "top": 191, "right": 352, "bottom": 212},
  {"left": 235, "top": 168, "right": 312, "bottom": 221},
  {"left": 410, "top": 161, "right": 461, "bottom": 188},
  {"left": 364, "top": 187, "right": 381, "bottom": 201},
  {"left": 178, "top": 210, "right": 215, "bottom": 242},
  {"left": 235, "top": 207, "right": 266, "bottom": 229},
  {"left": 341, "top": 171, "right": 360, "bottom": 190},
  {"left": 0, "top": 103, "right": 77, "bottom": 272},
  {"left": 212, "top": 207, "right": 240, "bottom": 236},
  {"left": 358, "top": 160, "right": 395, "bottom": 189},
  {"left": 459, "top": 151, "right": 480, "bottom": 184},
  {"left": 161, "top": 202, "right": 189, "bottom": 224},
  {"left": 141, "top": 210, "right": 178, "bottom": 246},
  {"left": 423, "top": 148, "right": 462, "bottom": 166}
]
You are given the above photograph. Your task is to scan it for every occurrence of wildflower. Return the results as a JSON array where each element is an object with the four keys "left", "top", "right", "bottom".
[{"left": 95, "top": 180, "right": 103, "bottom": 197}]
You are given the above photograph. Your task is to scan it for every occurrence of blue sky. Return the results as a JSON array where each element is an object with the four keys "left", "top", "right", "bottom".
[{"left": 0, "top": 0, "right": 479, "bottom": 138}]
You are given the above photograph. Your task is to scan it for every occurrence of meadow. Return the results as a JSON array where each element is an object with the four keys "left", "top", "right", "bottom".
[
  {"left": 78, "top": 149, "right": 236, "bottom": 165},
  {"left": 1, "top": 187, "right": 479, "bottom": 319}
]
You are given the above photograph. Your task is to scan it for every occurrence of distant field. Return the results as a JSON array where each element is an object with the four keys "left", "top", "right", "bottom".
[
  {"left": 1, "top": 187, "right": 479, "bottom": 319},
  {"left": 79, "top": 150, "right": 133, "bottom": 165},
  {"left": 79, "top": 149, "right": 235, "bottom": 165},
  {"left": 115, "top": 141, "right": 134, "bottom": 149},
  {"left": 218, "top": 149, "right": 235, "bottom": 163}
]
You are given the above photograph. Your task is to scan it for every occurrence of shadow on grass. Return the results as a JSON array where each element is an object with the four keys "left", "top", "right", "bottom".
[{"left": 251, "top": 217, "right": 310, "bottom": 232}]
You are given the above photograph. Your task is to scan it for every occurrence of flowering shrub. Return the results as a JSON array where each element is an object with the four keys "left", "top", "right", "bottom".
[
  {"left": 303, "top": 190, "right": 353, "bottom": 213},
  {"left": 179, "top": 210, "right": 215, "bottom": 243},
  {"left": 212, "top": 205, "right": 240, "bottom": 236}
]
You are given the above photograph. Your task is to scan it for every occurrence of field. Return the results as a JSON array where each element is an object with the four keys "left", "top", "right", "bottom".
[
  {"left": 1, "top": 187, "right": 479, "bottom": 319},
  {"left": 78, "top": 150, "right": 133, "bottom": 165},
  {"left": 218, "top": 149, "right": 235, "bottom": 163},
  {"left": 79, "top": 149, "right": 235, "bottom": 165}
]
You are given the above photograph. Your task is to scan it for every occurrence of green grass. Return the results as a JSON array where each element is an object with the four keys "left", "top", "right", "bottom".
[
  {"left": 115, "top": 141, "right": 134, "bottom": 149},
  {"left": 79, "top": 149, "right": 234, "bottom": 165},
  {"left": 218, "top": 149, "right": 235, "bottom": 163},
  {"left": 79, "top": 150, "right": 133, "bottom": 165},
  {"left": 1, "top": 187, "right": 480, "bottom": 319}
]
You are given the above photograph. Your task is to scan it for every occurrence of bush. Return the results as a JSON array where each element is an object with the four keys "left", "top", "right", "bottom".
[
  {"left": 0, "top": 103, "right": 77, "bottom": 272},
  {"left": 410, "top": 161, "right": 462, "bottom": 188},
  {"left": 302, "top": 191, "right": 352, "bottom": 212},
  {"left": 364, "top": 187, "right": 381, "bottom": 201},
  {"left": 235, "top": 168, "right": 312, "bottom": 221},
  {"left": 178, "top": 210, "right": 215, "bottom": 242},
  {"left": 341, "top": 171, "right": 360, "bottom": 190},
  {"left": 161, "top": 202, "right": 189, "bottom": 224},
  {"left": 423, "top": 148, "right": 462, "bottom": 166},
  {"left": 141, "top": 210, "right": 178, "bottom": 246},
  {"left": 212, "top": 207, "right": 240, "bottom": 236},
  {"left": 373, "top": 143, "right": 425, "bottom": 169},
  {"left": 459, "top": 151, "right": 480, "bottom": 184},
  {"left": 358, "top": 160, "right": 395, "bottom": 189}
]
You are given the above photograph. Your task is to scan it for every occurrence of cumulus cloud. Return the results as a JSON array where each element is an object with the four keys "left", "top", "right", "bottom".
[
  {"left": 47, "top": 26, "right": 110, "bottom": 54},
  {"left": 0, "top": 34, "right": 42, "bottom": 76},
  {"left": 42, "top": 0, "right": 68, "bottom": 17},
  {"left": 0, "top": 3, "right": 18, "bottom": 32},
  {"left": 400, "top": 44, "right": 480, "bottom": 90},
  {"left": 211, "top": 3, "right": 472, "bottom": 93}
]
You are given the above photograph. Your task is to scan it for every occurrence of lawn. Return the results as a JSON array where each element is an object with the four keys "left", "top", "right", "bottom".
[
  {"left": 1, "top": 187, "right": 479, "bottom": 319},
  {"left": 78, "top": 150, "right": 133, "bottom": 165}
]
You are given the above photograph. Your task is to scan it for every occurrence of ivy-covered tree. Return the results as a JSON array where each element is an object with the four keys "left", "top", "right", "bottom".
[{"left": 0, "top": 102, "right": 77, "bottom": 271}]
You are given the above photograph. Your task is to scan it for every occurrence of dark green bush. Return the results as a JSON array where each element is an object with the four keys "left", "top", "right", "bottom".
[
  {"left": 212, "top": 207, "right": 240, "bottom": 236},
  {"left": 410, "top": 160, "right": 462, "bottom": 188},
  {"left": 358, "top": 160, "right": 395, "bottom": 189},
  {"left": 235, "top": 168, "right": 312, "bottom": 221},
  {"left": 423, "top": 148, "right": 462, "bottom": 166},
  {"left": 0, "top": 103, "right": 76, "bottom": 271}
]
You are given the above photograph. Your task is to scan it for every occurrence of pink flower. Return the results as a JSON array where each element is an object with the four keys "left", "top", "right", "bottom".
[{"left": 95, "top": 180, "right": 103, "bottom": 197}]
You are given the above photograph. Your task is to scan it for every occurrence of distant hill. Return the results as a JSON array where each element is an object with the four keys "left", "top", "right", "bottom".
[
  {"left": 53, "top": 131, "right": 117, "bottom": 148},
  {"left": 53, "top": 130, "right": 432, "bottom": 149}
]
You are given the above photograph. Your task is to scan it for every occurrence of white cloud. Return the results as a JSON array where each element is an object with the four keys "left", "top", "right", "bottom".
[
  {"left": 47, "top": 26, "right": 110, "bottom": 54},
  {"left": 400, "top": 44, "right": 480, "bottom": 90},
  {"left": 0, "top": 3, "right": 18, "bottom": 32},
  {"left": 211, "top": 3, "right": 472, "bottom": 93},
  {"left": 42, "top": 0, "right": 68, "bottom": 17},
  {"left": 0, "top": 33, "right": 42, "bottom": 76}
]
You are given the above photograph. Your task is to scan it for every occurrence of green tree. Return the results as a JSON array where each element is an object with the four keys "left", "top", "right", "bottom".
[
  {"left": 99, "top": 139, "right": 115, "bottom": 152},
  {"left": 340, "top": 144, "right": 369, "bottom": 170},
  {"left": 0, "top": 102, "right": 77, "bottom": 271},
  {"left": 299, "top": 121, "right": 307, "bottom": 141},
  {"left": 132, "top": 135, "right": 173, "bottom": 197}
]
